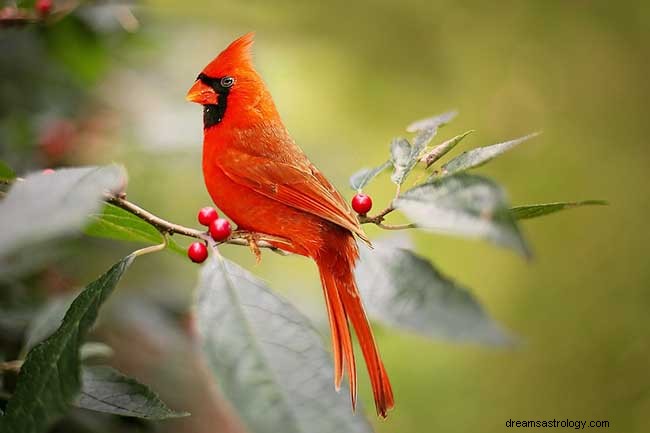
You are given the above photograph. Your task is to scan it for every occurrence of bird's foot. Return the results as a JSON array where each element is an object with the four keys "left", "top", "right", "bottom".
[{"left": 239, "top": 231, "right": 262, "bottom": 264}]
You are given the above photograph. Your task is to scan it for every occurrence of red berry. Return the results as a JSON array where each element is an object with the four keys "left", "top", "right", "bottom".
[
  {"left": 351, "top": 193, "right": 372, "bottom": 214},
  {"left": 197, "top": 207, "right": 219, "bottom": 226},
  {"left": 209, "top": 218, "right": 232, "bottom": 241},
  {"left": 42, "top": 168, "right": 55, "bottom": 175},
  {"left": 35, "top": 0, "right": 52, "bottom": 16},
  {"left": 187, "top": 242, "right": 208, "bottom": 263}
]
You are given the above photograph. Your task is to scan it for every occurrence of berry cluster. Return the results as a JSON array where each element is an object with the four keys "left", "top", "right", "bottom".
[{"left": 187, "top": 207, "right": 232, "bottom": 264}]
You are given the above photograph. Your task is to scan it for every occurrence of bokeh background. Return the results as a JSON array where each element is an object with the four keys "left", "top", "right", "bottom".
[{"left": 1, "top": 1, "right": 649, "bottom": 432}]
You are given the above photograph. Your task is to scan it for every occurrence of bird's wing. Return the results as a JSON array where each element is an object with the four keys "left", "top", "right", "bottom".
[{"left": 216, "top": 146, "right": 370, "bottom": 244}]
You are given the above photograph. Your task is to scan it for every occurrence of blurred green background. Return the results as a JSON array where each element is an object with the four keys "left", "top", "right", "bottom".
[{"left": 2, "top": 0, "right": 649, "bottom": 432}]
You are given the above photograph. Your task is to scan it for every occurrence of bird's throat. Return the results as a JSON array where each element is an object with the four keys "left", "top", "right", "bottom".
[{"left": 203, "top": 103, "right": 227, "bottom": 129}]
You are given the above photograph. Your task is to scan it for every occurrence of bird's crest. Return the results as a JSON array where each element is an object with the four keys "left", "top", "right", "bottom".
[{"left": 202, "top": 32, "right": 255, "bottom": 77}]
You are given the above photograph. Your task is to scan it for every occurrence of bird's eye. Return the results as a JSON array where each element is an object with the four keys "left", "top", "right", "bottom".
[{"left": 220, "top": 76, "right": 235, "bottom": 88}]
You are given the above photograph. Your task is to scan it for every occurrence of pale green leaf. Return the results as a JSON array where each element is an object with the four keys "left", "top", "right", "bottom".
[
  {"left": 442, "top": 132, "right": 540, "bottom": 175},
  {"left": 394, "top": 174, "right": 530, "bottom": 257},
  {"left": 357, "top": 241, "right": 513, "bottom": 345},
  {"left": 406, "top": 110, "right": 458, "bottom": 133},
  {"left": 197, "top": 257, "right": 372, "bottom": 433},
  {"left": 349, "top": 161, "right": 391, "bottom": 191},
  {"left": 0, "top": 165, "right": 126, "bottom": 258}
]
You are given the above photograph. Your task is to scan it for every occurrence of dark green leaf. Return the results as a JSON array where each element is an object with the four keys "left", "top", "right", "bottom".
[
  {"left": 197, "top": 257, "right": 372, "bottom": 433},
  {"left": 349, "top": 161, "right": 391, "bottom": 191},
  {"left": 0, "top": 256, "right": 133, "bottom": 433},
  {"left": 0, "top": 160, "right": 16, "bottom": 182},
  {"left": 511, "top": 200, "right": 608, "bottom": 220},
  {"left": 422, "top": 130, "right": 475, "bottom": 167},
  {"left": 0, "top": 165, "right": 126, "bottom": 258},
  {"left": 442, "top": 132, "right": 540, "bottom": 175},
  {"left": 394, "top": 174, "right": 530, "bottom": 257},
  {"left": 406, "top": 110, "right": 458, "bottom": 133},
  {"left": 85, "top": 203, "right": 185, "bottom": 255},
  {"left": 357, "top": 241, "right": 513, "bottom": 345},
  {"left": 76, "top": 366, "right": 189, "bottom": 420}
]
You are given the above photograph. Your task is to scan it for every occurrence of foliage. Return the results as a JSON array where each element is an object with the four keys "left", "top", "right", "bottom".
[{"left": 0, "top": 109, "right": 605, "bottom": 432}]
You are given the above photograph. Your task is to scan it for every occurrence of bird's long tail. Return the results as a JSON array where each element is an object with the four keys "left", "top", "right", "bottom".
[{"left": 316, "top": 232, "right": 394, "bottom": 418}]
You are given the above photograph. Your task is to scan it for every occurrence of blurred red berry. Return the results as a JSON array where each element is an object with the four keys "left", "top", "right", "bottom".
[
  {"left": 35, "top": 0, "right": 52, "bottom": 16},
  {"left": 352, "top": 193, "right": 372, "bottom": 214},
  {"left": 197, "top": 206, "right": 219, "bottom": 226},
  {"left": 209, "top": 218, "right": 232, "bottom": 241},
  {"left": 42, "top": 168, "right": 55, "bottom": 175},
  {"left": 187, "top": 242, "right": 208, "bottom": 263}
]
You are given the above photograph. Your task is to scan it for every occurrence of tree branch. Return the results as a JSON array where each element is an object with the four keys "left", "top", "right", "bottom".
[
  {"left": 105, "top": 194, "right": 293, "bottom": 254},
  {"left": 103, "top": 192, "right": 415, "bottom": 256}
]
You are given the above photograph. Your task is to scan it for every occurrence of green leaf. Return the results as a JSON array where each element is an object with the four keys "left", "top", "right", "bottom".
[
  {"left": 406, "top": 110, "right": 458, "bottom": 133},
  {"left": 422, "top": 130, "right": 475, "bottom": 167},
  {"left": 441, "top": 132, "right": 540, "bottom": 175},
  {"left": 85, "top": 203, "right": 185, "bottom": 255},
  {"left": 357, "top": 240, "right": 513, "bottom": 345},
  {"left": 0, "top": 160, "right": 16, "bottom": 182},
  {"left": 0, "top": 165, "right": 126, "bottom": 258},
  {"left": 394, "top": 174, "right": 530, "bottom": 257},
  {"left": 511, "top": 200, "right": 608, "bottom": 220},
  {"left": 391, "top": 116, "right": 452, "bottom": 185},
  {"left": 0, "top": 256, "right": 134, "bottom": 433},
  {"left": 349, "top": 161, "right": 391, "bottom": 191},
  {"left": 75, "top": 366, "right": 189, "bottom": 420},
  {"left": 390, "top": 137, "right": 413, "bottom": 185},
  {"left": 197, "top": 257, "right": 372, "bottom": 433}
]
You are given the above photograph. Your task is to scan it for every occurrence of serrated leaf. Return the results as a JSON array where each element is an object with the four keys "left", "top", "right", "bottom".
[
  {"left": 0, "top": 165, "right": 126, "bottom": 258},
  {"left": 406, "top": 110, "right": 458, "bottom": 133},
  {"left": 394, "top": 174, "right": 530, "bottom": 257},
  {"left": 511, "top": 200, "right": 608, "bottom": 220},
  {"left": 0, "top": 160, "right": 16, "bottom": 182},
  {"left": 0, "top": 256, "right": 134, "bottom": 433},
  {"left": 196, "top": 257, "right": 372, "bottom": 433},
  {"left": 85, "top": 203, "right": 185, "bottom": 255},
  {"left": 357, "top": 242, "right": 513, "bottom": 345},
  {"left": 441, "top": 132, "right": 540, "bottom": 175},
  {"left": 422, "top": 130, "right": 475, "bottom": 167},
  {"left": 349, "top": 161, "right": 391, "bottom": 191},
  {"left": 76, "top": 366, "right": 189, "bottom": 420}
]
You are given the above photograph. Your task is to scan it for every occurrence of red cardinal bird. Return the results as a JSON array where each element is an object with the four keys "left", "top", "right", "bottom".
[{"left": 186, "top": 33, "right": 394, "bottom": 417}]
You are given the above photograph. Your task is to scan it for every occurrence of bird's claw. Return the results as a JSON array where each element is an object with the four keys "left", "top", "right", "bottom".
[{"left": 241, "top": 232, "right": 262, "bottom": 264}]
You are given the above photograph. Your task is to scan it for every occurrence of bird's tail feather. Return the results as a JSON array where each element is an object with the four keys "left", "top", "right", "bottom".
[{"left": 316, "top": 236, "right": 394, "bottom": 418}]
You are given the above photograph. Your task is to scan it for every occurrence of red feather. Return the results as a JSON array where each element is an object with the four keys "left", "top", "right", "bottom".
[{"left": 189, "top": 33, "right": 394, "bottom": 417}]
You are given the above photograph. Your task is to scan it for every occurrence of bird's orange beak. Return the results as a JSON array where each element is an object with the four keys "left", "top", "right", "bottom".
[{"left": 186, "top": 80, "right": 218, "bottom": 105}]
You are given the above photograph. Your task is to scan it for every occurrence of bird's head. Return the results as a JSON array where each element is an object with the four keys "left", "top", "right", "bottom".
[{"left": 186, "top": 32, "right": 277, "bottom": 129}]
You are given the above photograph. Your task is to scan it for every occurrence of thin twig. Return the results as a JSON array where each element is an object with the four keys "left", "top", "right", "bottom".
[
  {"left": 0, "top": 360, "right": 23, "bottom": 373},
  {"left": 105, "top": 194, "right": 293, "bottom": 254}
]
